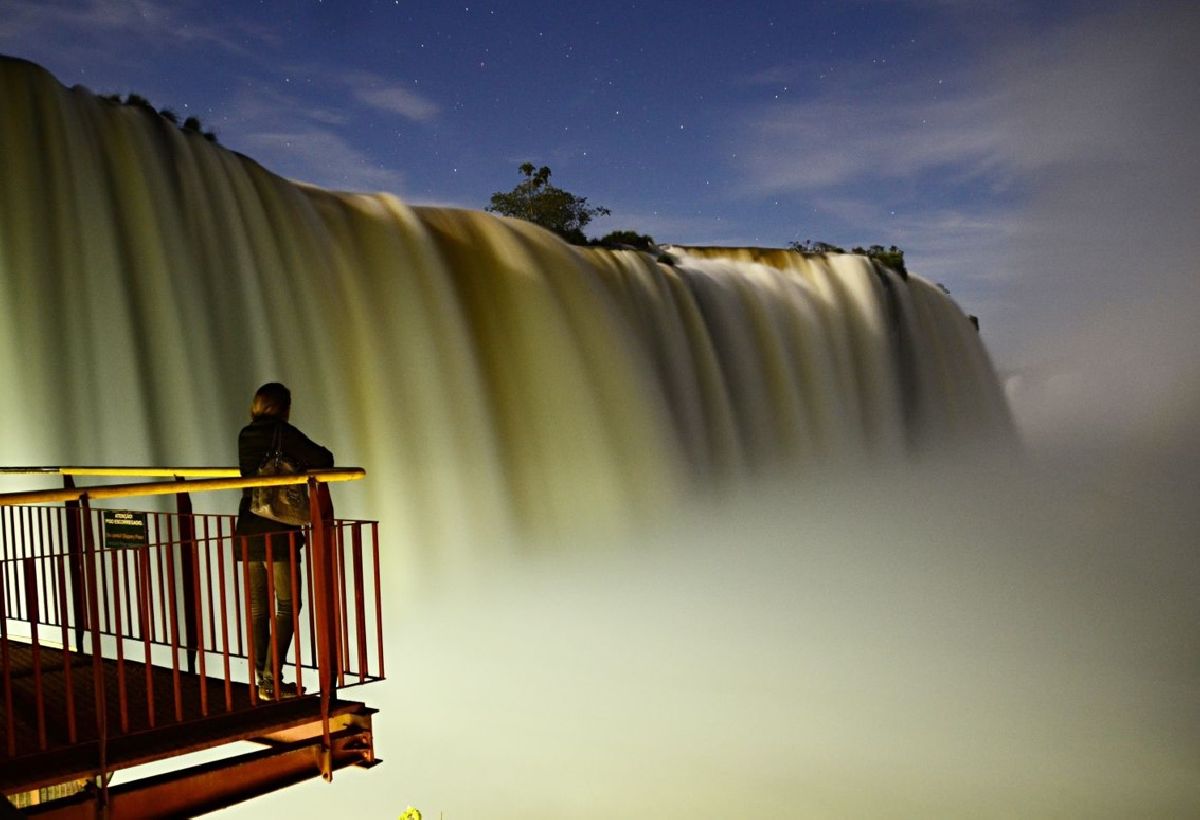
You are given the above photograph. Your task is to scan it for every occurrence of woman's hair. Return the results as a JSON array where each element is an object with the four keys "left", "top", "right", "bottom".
[{"left": 250, "top": 382, "right": 291, "bottom": 420}]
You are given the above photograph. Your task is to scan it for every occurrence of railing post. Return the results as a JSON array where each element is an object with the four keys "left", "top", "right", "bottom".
[
  {"left": 175, "top": 478, "right": 199, "bottom": 674},
  {"left": 80, "top": 495, "right": 110, "bottom": 808},
  {"left": 351, "top": 523, "right": 367, "bottom": 682},
  {"left": 308, "top": 476, "right": 337, "bottom": 780},
  {"left": 63, "top": 475, "right": 86, "bottom": 654},
  {"left": 0, "top": 553, "right": 13, "bottom": 757},
  {"left": 22, "top": 558, "right": 46, "bottom": 751}
]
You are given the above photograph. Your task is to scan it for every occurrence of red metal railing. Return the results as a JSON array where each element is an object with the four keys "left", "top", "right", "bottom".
[{"left": 0, "top": 468, "right": 383, "bottom": 768}]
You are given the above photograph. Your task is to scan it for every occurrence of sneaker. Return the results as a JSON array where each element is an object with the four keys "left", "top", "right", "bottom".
[{"left": 257, "top": 679, "right": 301, "bottom": 700}]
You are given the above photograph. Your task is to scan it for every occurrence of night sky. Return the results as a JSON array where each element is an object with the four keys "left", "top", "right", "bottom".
[{"left": 2, "top": 0, "right": 1199, "bottom": 437}]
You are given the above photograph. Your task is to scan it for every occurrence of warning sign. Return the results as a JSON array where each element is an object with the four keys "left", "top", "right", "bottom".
[{"left": 103, "top": 510, "right": 148, "bottom": 549}]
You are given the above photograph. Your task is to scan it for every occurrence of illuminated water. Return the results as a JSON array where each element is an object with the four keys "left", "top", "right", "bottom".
[
  {"left": 7, "top": 55, "right": 1193, "bottom": 817},
  {"left": 0, "top": 57, "right": 1009, "bottom": 563}
]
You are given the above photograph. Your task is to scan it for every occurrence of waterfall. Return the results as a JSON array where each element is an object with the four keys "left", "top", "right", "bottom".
[
  {"left": 18, "top": 53, "right": 1192, "bottom": 820},
  {"left": 0, "top": 56, "right": 1012, "bottom": 574}
]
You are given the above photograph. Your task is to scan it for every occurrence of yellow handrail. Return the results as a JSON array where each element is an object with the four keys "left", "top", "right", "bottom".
[
  {"left": 0, "top": 468, "right": 366, "bottom": 506},
  {"left": 0, "top": 466, "right": 241, "bottom": 478}
]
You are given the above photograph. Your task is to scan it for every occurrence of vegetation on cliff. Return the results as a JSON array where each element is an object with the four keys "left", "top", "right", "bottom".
[
  {"left": 789, "top": 239, "right": 907, "bottom": 275},
  {"left": 97, "top": 91, "right": 219, "bottom": 143}
]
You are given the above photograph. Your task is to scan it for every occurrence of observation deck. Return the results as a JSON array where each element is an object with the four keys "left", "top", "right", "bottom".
[{"left": 0, "top": 467, "right": 386, "bottom": 817}]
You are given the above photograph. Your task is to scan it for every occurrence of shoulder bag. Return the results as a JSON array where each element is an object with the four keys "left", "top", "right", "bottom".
[{"left": 249, "top": 424, "right": 310, "bottom": 526}]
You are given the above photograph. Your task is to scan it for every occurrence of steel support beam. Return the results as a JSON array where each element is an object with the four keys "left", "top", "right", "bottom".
[{"left": 18, "top": 718, "right": 376, "bottom": 819}]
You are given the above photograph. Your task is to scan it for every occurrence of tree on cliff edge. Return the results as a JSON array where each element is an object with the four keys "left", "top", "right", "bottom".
[{"left": 487, "top": 163, "right": 610, "bottom": 245}]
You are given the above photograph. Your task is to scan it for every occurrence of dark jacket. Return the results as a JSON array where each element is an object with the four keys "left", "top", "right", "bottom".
[{"left": 233, "top": 415, "right": 334, "bottom": 561}]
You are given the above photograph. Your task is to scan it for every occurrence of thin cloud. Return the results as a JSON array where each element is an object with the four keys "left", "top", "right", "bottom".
[
  {"left": 737, "top": 90, "right": 1012, "bottom": 195},
  {"left": 331, "top": 69, "right": 439, "bottom": 123},
  {"left": 0, "top": 0, "right": 261, "bottom": 59},
  {"left": 991, "top": 3, "right": 1200, "bottom": 353},
  {"left": 219, "top": 83, "right": 407, "bottom": 195},
  {"left": 226, "top": 84, "right": 349, "bottom": 130},
  {"left": 0, "top": 0, "right": 162, "bottom": 35},
  {"left": 737, "top": 2, "right": 1194, "bottom": 202},
  {"left": 742, "top": 63, "right": 805, "bottom": 87},
  {"left": 211, "top": 71, "right": 434, "bottom": 199},
  {"left": 240, "top": 128, "right": 406, "bottom": 195},
  {"left": 354, "top": 84, "right": 438, "bottom": 123}
]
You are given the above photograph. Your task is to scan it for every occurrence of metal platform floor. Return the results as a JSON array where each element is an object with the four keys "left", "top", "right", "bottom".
[{"left": 2, "top": 640, "right": 375, "bottom": 804}]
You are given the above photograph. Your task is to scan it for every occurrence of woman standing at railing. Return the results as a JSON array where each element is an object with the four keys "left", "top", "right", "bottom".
[{"left": 235, "top": 382, "right": 333, "bottom": 700}]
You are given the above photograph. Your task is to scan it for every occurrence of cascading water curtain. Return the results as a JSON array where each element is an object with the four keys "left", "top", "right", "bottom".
[{"left": 0, "top": 56, "right": 1012, "bottom": 579}]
